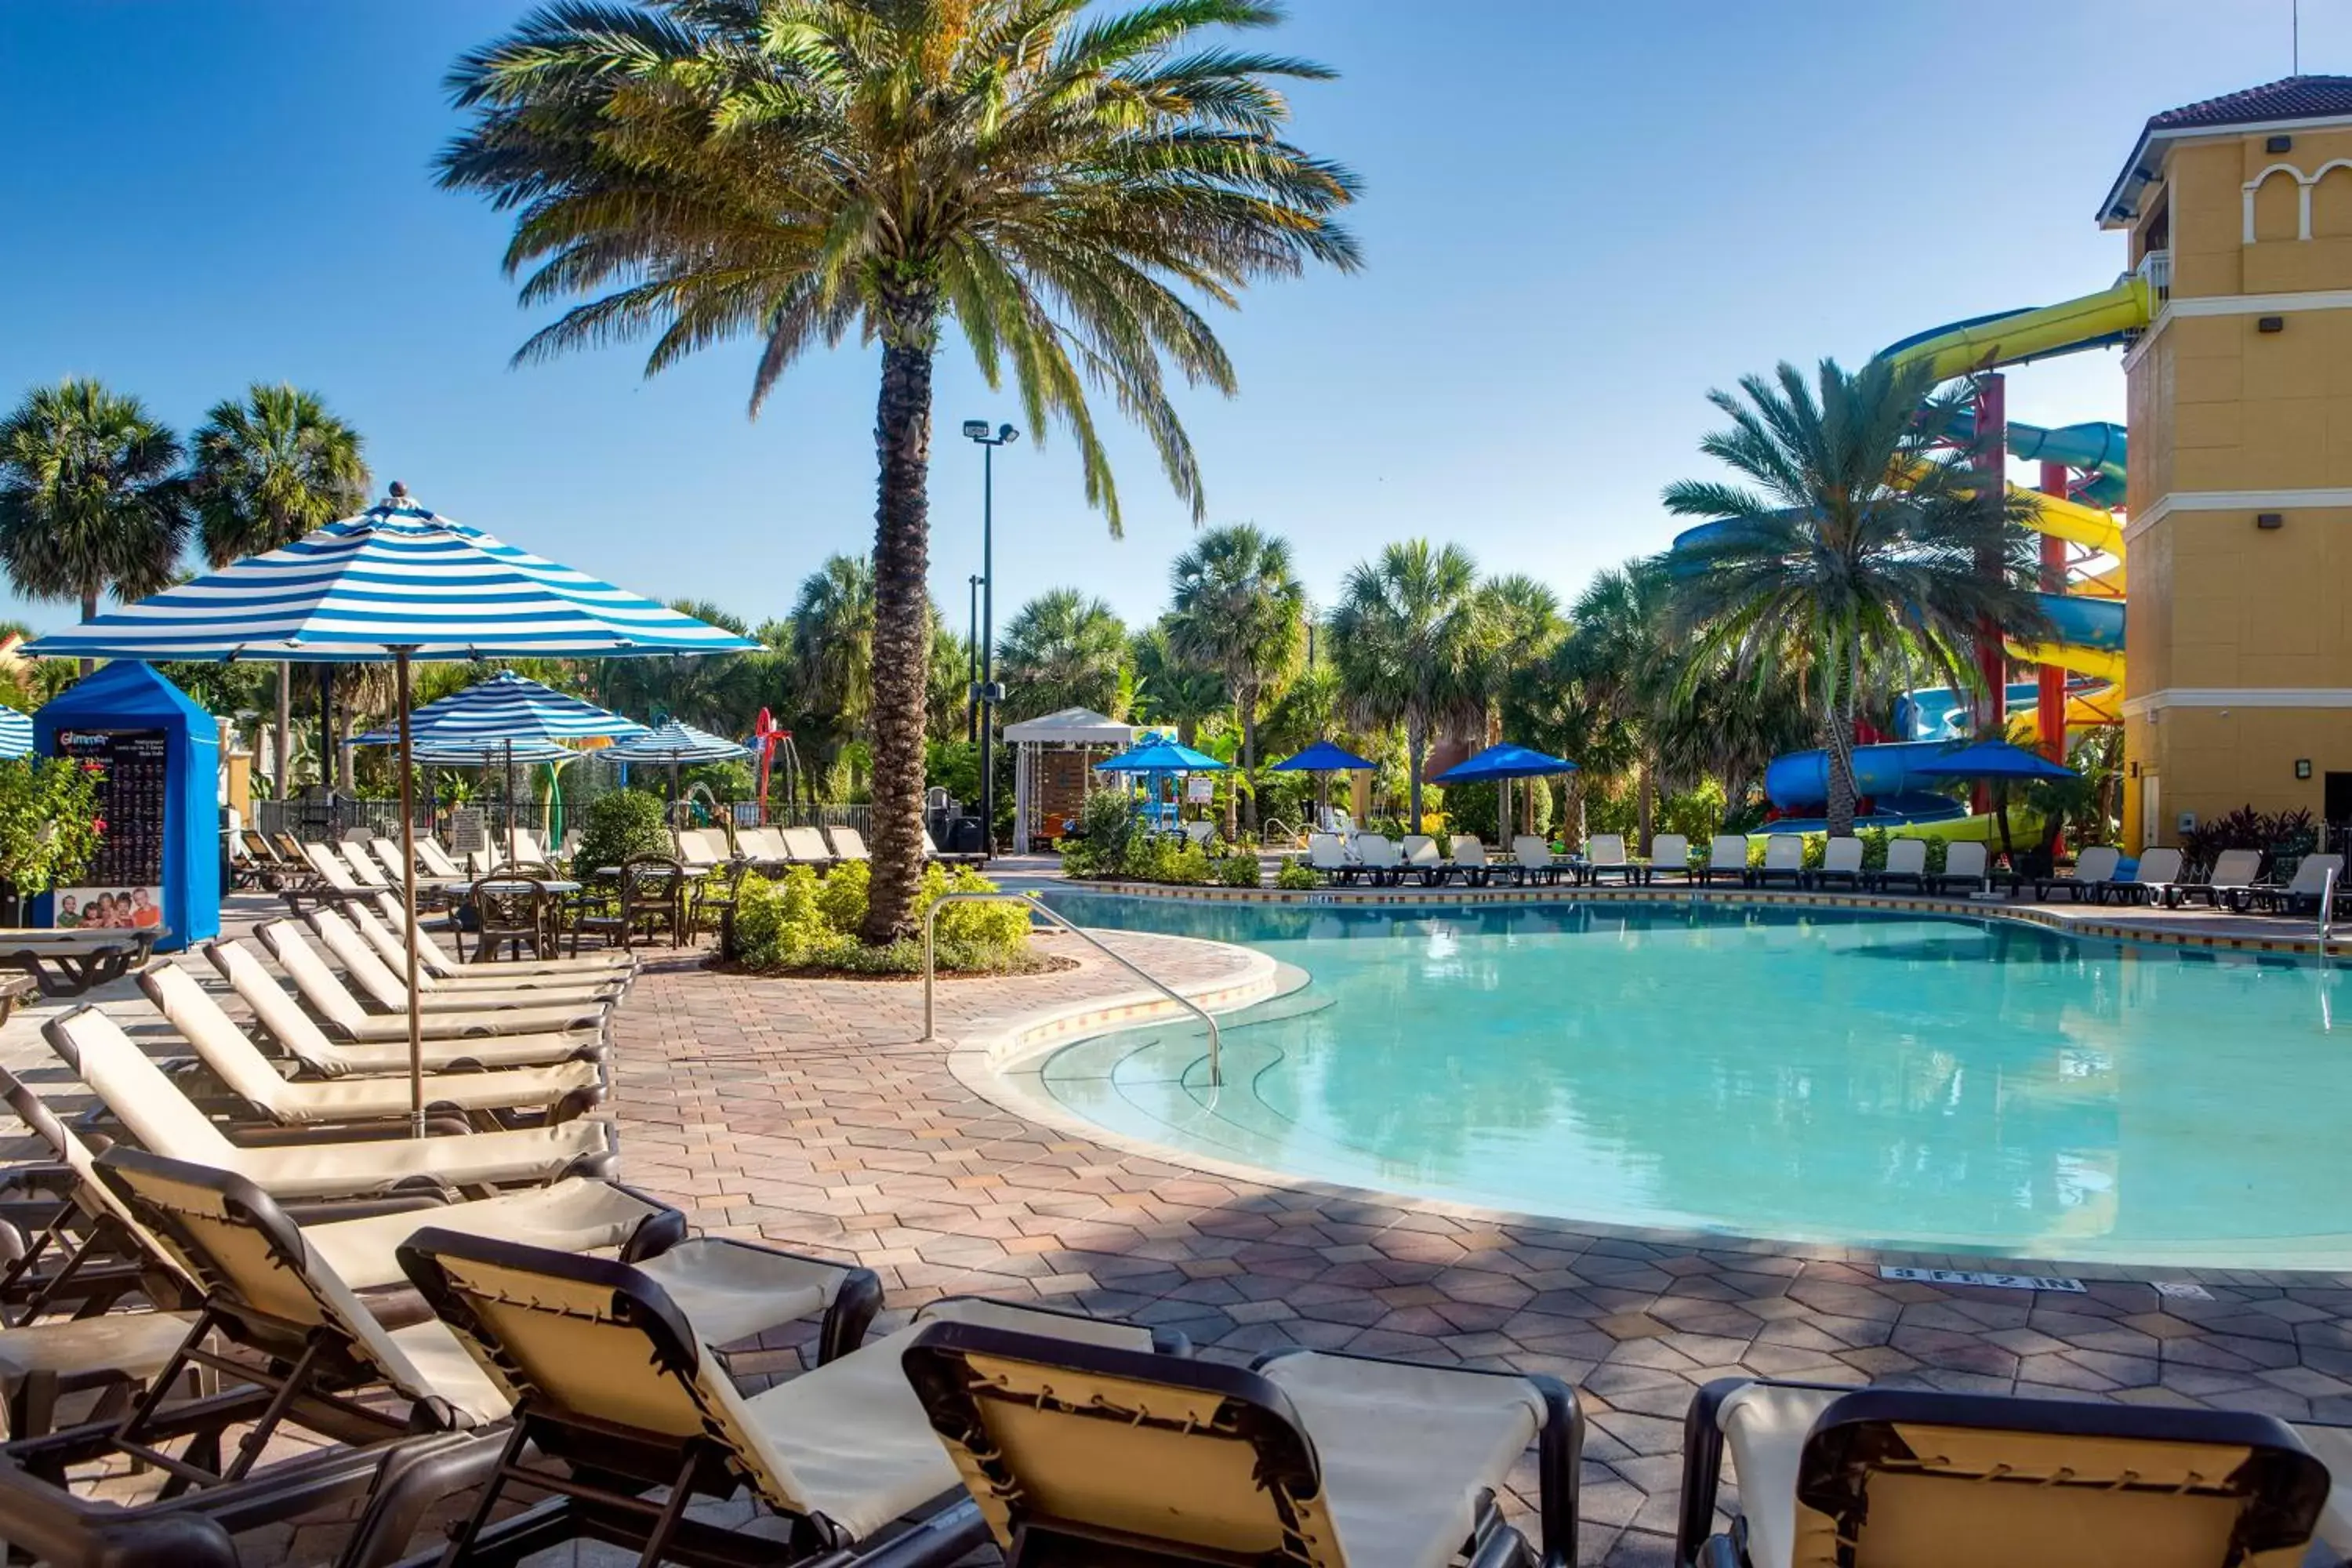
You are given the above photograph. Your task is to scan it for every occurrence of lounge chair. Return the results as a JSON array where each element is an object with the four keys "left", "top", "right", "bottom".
[
  {"left": 673, "top": 826, "right": 732, "bottom": 872},
  {"left": 2245, "top": 851, "right": 2347, "bottom": 917},
  {"left": 256, "top": 920, "right": 608, "bottom": 1040},
  {"left": 2035, "top": 843, "right": 2122, "bottom": 902},
  {"left": 1584, "top": 832, "right": 1639, "bottom": 885},
  {"left": 2106, "top": 844, "right": 2186, "bottom": 906},
  {"left": 361, "top": 893, "right": 633, "bottom": 981},
  {"left": 1872, "top": 837, "right": 1929, "bottom": 892},
  {"left": 1354, "top": 835, "right": 1403, "bottom": 886},
  {"left": 782, "top": 826, "right": 837, "bottom": 868},
  {"left": 310, "top": 907, "right": 619, "bottom": 1005},
  {"left": 415, "top": 837, "right": 467, "bottom": 879},
  {"left": 902, "top": 1319, "right": 1584, "bottom": 1568},
  {"left": 332, "top": 840, "right": 396, "bottom": 891},
  {"left": 1647, "top": 832, "right": 1693, "bottom": 884},
  {"left": 1922, "top": 839, "right": 1987, "bottom": 895},
  {"left": 2180, "top": 848, "right": 2264, "bottom": 909},
  {"left": 46, "top": 1008, "right": 615, "bottom": 1203},
  {"left": 365, "top": 837, "right": 415, "bottom": 886},
  {"left": 1510, "top": 834, "right": 1563, "bottom": 886},
  {"left": 1700, "top": 833, "right": 1751, "bottom": 887},
  {"left": 1675, "top": 1376, "right": 2328, "bottom": 1568},
  {"left": 1808, "top": 835, "right": 1865, "bottom": 890},
  {"left": 1449, "top": 834, "right": 1497, "bottom": 886},
  {"left": 826, "top": 826, "right": 872, "bottom": 861},
  {"left": 206, "top": 938, "right": 605, "bottom": 1074},
  {"left": 1752, "top": 833, "right": 1806, "bottom": 887},
  {"left": 1398, "top": 833, "right": 1450, "bottom": 886},
  {"left": 140, "top": 963, "right": 602, "bottom": 1131},
  {"left": 736, "top": 825, "right": 790, "bottom": 870},
  {"left": 924, "top": 825, "right": 988, "bottom": 866},
  {"left": 394, "top": 1232, "right": 1174, "bottom": 1568},
  {"left": 289, "top": 840, "right": 376, "bottom": 908},
  {"left": 1307, "top": 832, "right": 1357, "bottom": 884}
]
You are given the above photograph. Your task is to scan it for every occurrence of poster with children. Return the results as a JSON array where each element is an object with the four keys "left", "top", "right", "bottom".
[{"left": 56, "top": 886, "right": 165, "bottom": 930}]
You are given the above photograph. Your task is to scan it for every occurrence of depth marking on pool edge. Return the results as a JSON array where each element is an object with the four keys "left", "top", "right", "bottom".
[{"left": 1879, "top": 1266, "right": 2085, "bottom": 1293}]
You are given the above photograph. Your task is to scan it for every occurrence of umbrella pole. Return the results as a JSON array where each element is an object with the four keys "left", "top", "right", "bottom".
[
  {"left": 505, "top": 739, "right": 518, "bottom": 869},
  {"left": 394, "top": 650, "right": 425, "bottom": 1137}
]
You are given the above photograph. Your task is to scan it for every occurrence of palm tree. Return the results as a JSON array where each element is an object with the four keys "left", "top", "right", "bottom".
[
  {"left": 1131, "top": 622, "right": 1229, "bottom": 746},
  {"left": 441, "top": 0, "right": 1360, "bottom": 943},
  {"left": 1166, "top": 524, "right": 1305, "bottom": 832},
  {"left": 996, "top": 590, "right": 1131, "bottom": 721},
  {"left": 189, "top": 383, "right": 371, "bottom": 793},
  {"left": 1664, "top": 358, "right": 2042, "bottom": 836},
  {"left": 1567, "top": 561, "right": 1675, "bottom": 848},
  {"left": 789, "top": 554, "right": 876, "bottom": 735},
  {"left": 599, "top": 600, "right": 757, "bottom": 731},
  {"left": 1327, "top": 540, "right": 1486, "bottom": 826},
  {"left": 0, "top": 379, "right": 189, "bottom": 673}
]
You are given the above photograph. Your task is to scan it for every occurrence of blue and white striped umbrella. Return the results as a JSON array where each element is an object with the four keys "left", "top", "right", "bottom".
[
  {"left": 18, "top": 494, "right": 760, "bottom": 662},
  {"left": 600, "top": 717, "right": 751, "bottom": 765},
  {"left": 0, "top": 706, "right": 31, "bottom": 760},
  {"left": 354, "top": 670, "right": 648, "bottom": 753},
  {"left": 410, "top": 735, "right": 575, "bottom": 768}
]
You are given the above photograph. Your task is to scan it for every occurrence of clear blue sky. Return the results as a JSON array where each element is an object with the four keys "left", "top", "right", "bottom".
[{"left": 0, "top": 2, "right": 2332, "bottom": 638}]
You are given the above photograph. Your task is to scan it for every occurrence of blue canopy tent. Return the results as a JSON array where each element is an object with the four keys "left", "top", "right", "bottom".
[
  {"left": 1094, "top": 736, "right": 1228, "bottom": 833},
  {"left": 1913, "top": 739, "right": 2080, "bottom": 862},
  {"left": 1431, "top": 743, "right": 1579, "bottom": 844},
  {"left": 1269, "top": 739, "right": 1375, "bottom": 831},
  {"left": 32, "top": 662, "right": 220, "bottom": 952}
]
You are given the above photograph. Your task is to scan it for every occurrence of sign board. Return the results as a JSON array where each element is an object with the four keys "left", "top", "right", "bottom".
[
  {"left": 1185, "top": 775, "right": 1215, "bottom": 804},
  {"left": 53, "top": 728, "right": 168, "bottom": 932},
  {"left": 448, "top": 807, "right": 488, "bottom": 857}
]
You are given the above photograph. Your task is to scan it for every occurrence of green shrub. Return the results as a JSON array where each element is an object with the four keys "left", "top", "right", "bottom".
[
  {"left": 1276, "top": 857, "right": 1319, "bottom": 890},
  {"left": 1213, "top": 852, "right": 1261, "bottom": 888},
  {"left": 1856, "top": 826, "right": 1891, "bottom": 872},
  {"left": 1657, "top": 780, "right": 1726, "bottom": 844},
  {"left": 575, "top": 790, "right": 670, "bottom": 873},
  {"left": 731, "top": 862, "right": 1030, "bottom": 975}
]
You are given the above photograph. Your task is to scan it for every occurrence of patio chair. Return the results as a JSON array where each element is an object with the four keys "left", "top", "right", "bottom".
[
  {"left": 467, "top": 878, "right": 558, "bottom": 965},
  {"left": 205, "top": 938, "right": 607, "bottom": 1075},
  {"left": 302, "top": 908, "right": 619, "bottom": 1012},
  {"left": 258, "top": 920, "right": 610, "bottom": 1039},
  {"left": 2178, "top": 847, "right": 2263, "bottom": 909},
  {"left": 782, "top": 826, "right": 837, "bottom": 868},
  {"left": 672, "top": 826, "right": 731, "bottom": 873},
  {"left": 691, "top": 857, "right": 745, "bottom": 946},
  {"left": 1398, "top": 833, "right": 1450, "bottom": 886},
  {"left": 360, "top": 893, "right": 633, "bottom": 981},
  {"left": 1871, "top": 837, "right": 1930, "bottom": 892},
  {"left": 736, "top": 824, "right": 790, "bottom": 870},
  {"left": 1675, "top": 1376, "right": 2328, "bottom": 1568},
  {"left": 1808, "top": 835, "right": 1865, "bottom": 891},
  {"left": 826, "top": 825, "right": 871, "bottom": 861},
  {"left": 1449, "top": 835, "right": 1497, "bottom": 887},
  {"left": 572, "top": 855, "right": 688, "bottom": 952},
  {"left": 2035, "top": 843, "right": 2122, "bottom": 902},
  {"left": 2245, "top": 851, "right": 2347, "bottom": 917},
  {"left": 1584, "top": 832, "right": 1639, "bottom": 885},
  {"left": 391, "top": 1234, "right": 1167, "bottom": 1568},
  {"left": 902, "top": 1320, "right": 1584, "bottom": 1568},
  {"left": 1926, "top": 839, "right": 1990, "bottom": 896},
  {"left": 2107, "top": 845, "right": 2186, "bottom": 906},
  {"left": 1647, "top": 832, "right": 1693, "bottom": 884},
  {"left": 1511, "top": 834, "right": 1563, "bottom": 886},
  {"left": 1752, "top": 833, "right": 1807, "bottom": 887},
  {"left": 1307, "top": 833, "right": 1357, "bottom": 884},
  {"left": 45, "top": 1007, "right": 615, "bottom": 1203},
  {"left": 140, "top": 963, "right": 601, "bottom": 1131},
  {"left": 1700, "top": 833, "right": 1751, "bottom": 887},
  {"left": 1355, "top": 835, "right": 1403, "bottom": 886}
]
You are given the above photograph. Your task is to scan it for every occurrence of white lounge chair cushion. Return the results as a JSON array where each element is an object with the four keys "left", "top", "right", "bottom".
[
  {"left": 1715, "top": 1381, "right": 1840, "bottom": 1568},
  {"left": 633, "top": 1238, "right": 846, "bottom": 1351},
  {"left": 1260, "top": 1352, "right": 1544, "bottom": 1568},
  {"left": 0, "top": 1310, "right": 199, "bottom": 1397},
  {"left": 387, "top": 1318, "right": 512, "bottom": 1426},
  {"left": 742, "top": 1297, "right": 1151, "bottom": 1538},
  {"left": 275, "top": 1062, "right": 597, "bottom": 1123},
  {"left": 215, "top": 1120, "right": 611, "bottom": 1201},
  {"left": 305, "top": 1177, "right": 665, "bottom": 1293}
]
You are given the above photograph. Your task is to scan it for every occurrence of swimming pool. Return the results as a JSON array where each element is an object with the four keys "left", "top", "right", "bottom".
[{"left": 1026, "top": 895, "right": 2352, "bottom": 1269}]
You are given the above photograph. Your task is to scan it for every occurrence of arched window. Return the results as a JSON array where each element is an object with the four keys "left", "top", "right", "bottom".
[
  {"left": 2245, "top": 163, "right": 2307, "bottom": 243},
  {"left": 2310, "top": 160, "right": 2352, "bottom": 238}
]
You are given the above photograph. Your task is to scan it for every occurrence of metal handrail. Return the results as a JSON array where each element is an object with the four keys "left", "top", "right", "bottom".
[
  {"left": 922, "top": 891, "right": 1222, "bottom": 1085},
  {"left": 2321, "top": 865, "right": 2339, "bottom": 952}
]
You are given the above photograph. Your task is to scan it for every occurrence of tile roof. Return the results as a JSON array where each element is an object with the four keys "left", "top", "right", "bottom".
[{"left": 2147, "top": 75, "right": 2352, "bottom": 131}]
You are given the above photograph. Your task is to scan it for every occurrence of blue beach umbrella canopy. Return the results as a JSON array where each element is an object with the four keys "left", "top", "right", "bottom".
[
  {"left": 1094, "top": 737, "right": 1229, "bottom": 774},
  {"left": 0, "top": 707, "right": 30, "bottom": 760},
  {"left": 1430, "top": 742, "right": 1578, "bottom": 785},
  {"left": 1911, "top": 739, "right": 2079, "bottom": 782},
  {"left": 601, "top": 717, "right": 753, "bottom": 765},
  {"left": 20, "top": 487, "right": 757, "bottom": 1132},
  {"left": 1270, "top": 739, "right": 1375, "bottom": 772}
]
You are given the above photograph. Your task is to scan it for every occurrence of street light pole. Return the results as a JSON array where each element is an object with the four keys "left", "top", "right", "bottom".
[
  {"left": 966, "top": 572, "right": 982, "bottom": 744},
  {"left": 963, "top": 420, "right": 1018, "bottom": 853}
]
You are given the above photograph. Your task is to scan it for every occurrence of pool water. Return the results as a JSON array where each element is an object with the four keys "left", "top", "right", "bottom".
[{"left": 1029, "top": 895, "right": 2352, "bottom": 1268}]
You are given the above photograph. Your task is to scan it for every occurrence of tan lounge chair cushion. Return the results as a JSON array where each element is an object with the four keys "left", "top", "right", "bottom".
[
  {"left": 631, "top": 1238, "right": 845, "bottom": 1351},
  {"left": 0, "top": 1310, "right": 199, "bottom": 1403},
  {"left": 218, "top": 1121, "right": 610, "bottom": 1200},
  {"left": 1261, "top": 1352, "right": 1544, "bottom": 1568},
  {"left": 305, "top": 1177, "right": 667, "bottom": 1293}
]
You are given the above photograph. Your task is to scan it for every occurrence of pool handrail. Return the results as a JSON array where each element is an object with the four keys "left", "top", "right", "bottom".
[{"left": 921, "top": 891, "right": 1224, "bottom": 1085}]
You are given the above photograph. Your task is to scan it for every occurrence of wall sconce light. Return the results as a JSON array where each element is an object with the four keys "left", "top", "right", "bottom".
[
  {"left": 2269, "top": 135, "right": 2295, "bottom": 153},
  {"left": 2257, "top": 512, "right": 2285, "bottom": 529},
  {"left": 2296, "top": 759, "right": 2314, "bottom": 780},
  {"left": 2259, "top": 316, "right": 2285, "bottom": 332}
]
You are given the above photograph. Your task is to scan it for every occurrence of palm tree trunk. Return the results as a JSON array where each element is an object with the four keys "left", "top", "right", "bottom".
[
  {"left": 78, "top": 589, "right": 97, "bottom": 677},
  {"left": 1239, "top": 695, "right": 1259, "bottom": 835},
  {"left": 1563, "top": 772, "right": 1585, "bottom": 851},
  {"left": 1636, "top": 760, "right": 1656, "bottom": 855},
  {"left": 860, "top": 289, "right": 939, "bottom": 945},
  {"left": 1406, "top": 713, "right": 1425, "bottom": 829},
  {"left": 274, "top": 662, "right": 293, "bottom": 801}
]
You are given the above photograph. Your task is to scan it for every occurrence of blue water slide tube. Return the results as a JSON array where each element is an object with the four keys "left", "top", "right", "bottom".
[
  {"left": 2034, "top": 591, "right": 2124, "bottom": 652},
  {"left": 1764, "top": 741, "right": 1973, "bottom": 815}
]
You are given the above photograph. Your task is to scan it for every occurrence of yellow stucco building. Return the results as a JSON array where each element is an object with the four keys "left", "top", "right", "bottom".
[{"left": 2103, "top": 78, "right": 2352, "bottom": 848}]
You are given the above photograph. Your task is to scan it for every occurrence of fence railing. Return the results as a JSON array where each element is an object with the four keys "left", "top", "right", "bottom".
[{"left": 258, "top": 796, "right": 874, "bottom": 843}]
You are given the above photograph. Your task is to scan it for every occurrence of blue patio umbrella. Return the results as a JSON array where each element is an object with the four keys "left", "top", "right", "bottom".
[
  {"left": 22, "top": 485, "right": 755, "bottom": 1132},
  {"left": 1096, "top": 736, "right": 1228, "bottom": 831},
  {"left": 0, "top": 706, "right": 30, "bottom": 760},
  {"left": 1271, "top": 739, "right": 1375, "bottom": 828},
  {"left": 1430, "top": 743, "right": 1578, "bottom": 784},
  {"left": 1910, "top": 739, "right": 2080, "bottom": 782},
  {"left": 602, "top": 718, "right": 753, "bottom": 820}
]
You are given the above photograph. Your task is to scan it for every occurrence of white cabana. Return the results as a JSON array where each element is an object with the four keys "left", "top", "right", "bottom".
[{"left": 1001, "top": 707, "right": 1140, "bottom": 852}]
